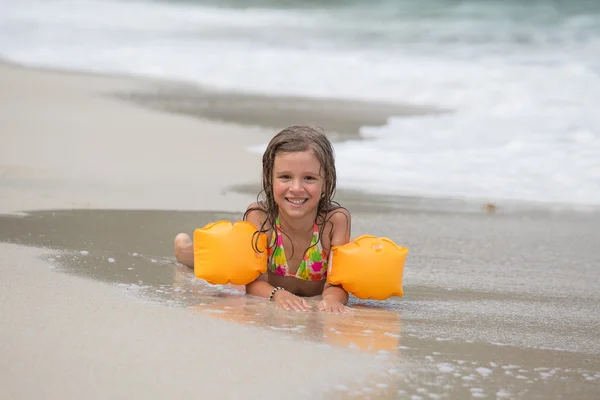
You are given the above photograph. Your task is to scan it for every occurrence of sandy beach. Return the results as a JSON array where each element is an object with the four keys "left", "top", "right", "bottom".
[{"left": 2, "top": 61, "right": 600, "bottom": 399}]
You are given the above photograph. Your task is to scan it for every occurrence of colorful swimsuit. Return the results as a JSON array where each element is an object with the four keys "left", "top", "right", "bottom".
[{"left": 267, "top": 218, "right": 328, "bottom": 281}]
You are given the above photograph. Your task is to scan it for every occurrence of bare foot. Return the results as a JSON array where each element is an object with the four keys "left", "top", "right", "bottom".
[{"left": 174, "top": 233, "right": 194, "bottom": 267}]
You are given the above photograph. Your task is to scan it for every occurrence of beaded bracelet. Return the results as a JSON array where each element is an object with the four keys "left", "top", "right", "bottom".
[{"left": 269, "top": 286, "right": 284, "bottom": 301}]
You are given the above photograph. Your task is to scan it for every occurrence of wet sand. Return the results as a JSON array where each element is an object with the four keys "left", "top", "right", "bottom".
[
  {"left": 1, "top": 61, "right": 600, "bottom": 399},
  {"left": 0, "top": 242, "right": 380, "bottom": 400},
  {"left": 2, "top": 208, "right": 599, "bottom": 398},
  {"left": 117, "top": 85, "right": 441, "bottom": 141}
]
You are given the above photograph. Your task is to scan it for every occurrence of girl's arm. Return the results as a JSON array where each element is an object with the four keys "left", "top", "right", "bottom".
[
  {"left": 321, "top": 284, "right": 349, "bottom": 305},
  {"left": 245, "top": 273, "right": 273, "bottom": 298},
  {"left": 244, "top": 203, "right": 272, "bottom": 298},
  {"left": 320, "top": 208, "right": 352, "bottom": 309}
]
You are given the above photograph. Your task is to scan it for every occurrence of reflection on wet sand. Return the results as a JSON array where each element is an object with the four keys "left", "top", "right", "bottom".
[
  {"left": 172, "top": 266, "right": 403, "bottom": 355},
  {"left": 190, "top": 299, "right": 402, "bottom": 354},
  {"left": 323, "top": 306, "right": 401, "bottom": 354}
]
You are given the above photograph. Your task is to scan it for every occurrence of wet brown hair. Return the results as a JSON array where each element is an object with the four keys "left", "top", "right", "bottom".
[{"left": 244, "top": 125, "right": 348, "bottom": 256}]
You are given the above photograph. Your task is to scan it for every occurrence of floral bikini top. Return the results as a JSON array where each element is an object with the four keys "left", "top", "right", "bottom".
[{"left": 267, "top": 218, "right": 328, "bottom": 281}]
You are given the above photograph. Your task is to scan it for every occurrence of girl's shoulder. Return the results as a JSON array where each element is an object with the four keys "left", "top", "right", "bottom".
[
  {"left": 320, "top": 205, "right": 351, "bottom": 248},
  {"left": 324, "top": 205, "right": 351, "bottom": 226},
  {"left": 244, "top": 202, "right": 272, "bottom": 232}
]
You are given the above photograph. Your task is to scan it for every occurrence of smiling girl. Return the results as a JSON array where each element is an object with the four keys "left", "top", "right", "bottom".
[{"left": 175, "top": 126, "right": 351, "bottom": 313}]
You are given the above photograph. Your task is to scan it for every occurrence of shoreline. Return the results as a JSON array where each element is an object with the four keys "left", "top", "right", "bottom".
[
  {"left": 230, "top": 182, "right": 600, "bottom": 217},
  {"left": 2, "top": 59, "right": 597, "bottom": 215}
]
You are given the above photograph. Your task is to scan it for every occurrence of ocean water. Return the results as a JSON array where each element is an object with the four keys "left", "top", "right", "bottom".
[{"left": 1, "top": 0, "right": 599, "bottom": 207}]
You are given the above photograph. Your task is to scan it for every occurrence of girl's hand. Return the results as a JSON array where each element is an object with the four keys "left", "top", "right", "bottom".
[
  {"left": 273, "top": 290, "right": 312, "bottom": 312},
  {"left": 318, "top": 295, "right": 352, "bottom": 314}
]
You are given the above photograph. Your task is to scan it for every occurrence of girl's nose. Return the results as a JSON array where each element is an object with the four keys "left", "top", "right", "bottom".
[{"left": 290, "top": 178, "right": 304, "bottom": 192}]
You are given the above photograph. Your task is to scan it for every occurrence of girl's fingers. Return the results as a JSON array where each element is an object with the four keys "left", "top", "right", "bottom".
[
  {"left": 275, "top": 296, "right": 313, "bottom": 312},
  {"left": 340, "top": 305, "right": 353, "bottom": 315},
  {"left": 279, "top": 300, "right": 303, "bottom": 312},
  {"left": 296, "top": 301, "right": 311, "bottom": 312},
  {"left": 315, "top": 301, "right": 353, "bottom": 315},
  {"left": 277, "top": 300, "right": 291, "bottom": 311}
]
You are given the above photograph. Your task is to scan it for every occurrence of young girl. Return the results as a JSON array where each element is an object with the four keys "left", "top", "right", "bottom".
[{"left": 174, "top": 126, "right": 351, "bottom": 314}]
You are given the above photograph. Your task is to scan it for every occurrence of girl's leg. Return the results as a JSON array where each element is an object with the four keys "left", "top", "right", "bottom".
[{"left": 174, "top": 233, "right": 194, "bottom": 268}]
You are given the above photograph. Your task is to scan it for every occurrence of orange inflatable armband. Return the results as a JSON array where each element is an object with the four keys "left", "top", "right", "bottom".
[
  {"left": 327, "top": 235, "right": 407, "bottom": 300},
  {"left": 193, "top": 220, "right": 267, "bottom": 285}
]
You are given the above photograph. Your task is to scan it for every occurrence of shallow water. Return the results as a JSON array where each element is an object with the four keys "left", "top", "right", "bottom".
[{"left": 1, "top": 208, "right": 599, "bottom": 398}]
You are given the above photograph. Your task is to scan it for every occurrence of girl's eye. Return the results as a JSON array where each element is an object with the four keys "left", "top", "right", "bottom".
[
  {"left": 305, "top": 176, "right": 316, "bottom": 181},
  {"left": 279, "top": 175, "right": 290, "bottom": 180}
]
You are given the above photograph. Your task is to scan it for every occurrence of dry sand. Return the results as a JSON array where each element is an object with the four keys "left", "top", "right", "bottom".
[{"left": 0, "top": 61, "right": 270, "bottom": 213}]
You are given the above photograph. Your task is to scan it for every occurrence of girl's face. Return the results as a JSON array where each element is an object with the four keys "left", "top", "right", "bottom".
[{"left": 272, "top": 150, "right": 325, "bottom": 220}]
